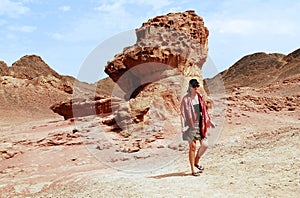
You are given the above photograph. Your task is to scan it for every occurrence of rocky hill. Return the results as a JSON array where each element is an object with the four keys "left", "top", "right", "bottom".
[
  {"left": 2, "top": 55, "right": 61, "bottom": 80},
  {"left": 204, "top": 48, "right": 300, "bottom": 129},
  {"left": 0, "top": 55, "right": 100, "bottom": 125},
  {"left": 205, "top": 48, "right": 300, "bottom": 92}
]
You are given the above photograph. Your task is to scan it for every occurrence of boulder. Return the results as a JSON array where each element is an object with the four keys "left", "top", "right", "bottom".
[{"left": 50, "top": 96, "right": 120, "bottom": 120}]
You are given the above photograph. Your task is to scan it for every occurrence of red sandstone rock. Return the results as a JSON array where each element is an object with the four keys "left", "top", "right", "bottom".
[
  {"left": 102, "top": 11, "right": 211, "bottom": 137},
  {"left": 50, "top": 96, "right": 118, "bottom": 120},
  {"left": 105, "top": 10, "right": 209, "bottom": 97}
]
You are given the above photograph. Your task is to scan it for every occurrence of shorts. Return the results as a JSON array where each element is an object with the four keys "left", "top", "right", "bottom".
[{"left": 182, "top": 125, "right": 205, "bottom": 142}]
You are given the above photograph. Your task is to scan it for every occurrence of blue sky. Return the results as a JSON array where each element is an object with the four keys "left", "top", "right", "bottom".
[{"left": 0, "top": 0, "right": 299, "bottom": 82}]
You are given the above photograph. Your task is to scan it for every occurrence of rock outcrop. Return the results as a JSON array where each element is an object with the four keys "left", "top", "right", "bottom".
[
  {"left": 0, "top": 142, "right": 21, "bottom": 160},
  {"left": 50, "top": 96, "right": 118, "bottom": 120},
  {"left": 0, "top": 61, "right": 9, "bottom": 75},
  {"left": 105, "top": 10, "right": 209, "bottom": 99},
  {"left": 49, "top": 77, "right": 116, "bottom": 120}
]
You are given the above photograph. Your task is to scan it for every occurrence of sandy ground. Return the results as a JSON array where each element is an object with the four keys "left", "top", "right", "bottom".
[{"left": 0, "top": 95, "right": 299, "bottom": 197}]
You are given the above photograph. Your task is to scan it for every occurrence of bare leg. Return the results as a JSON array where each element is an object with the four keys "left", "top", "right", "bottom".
[
  {"left": 195, "top": 138, "right": 208, "bottom": 166},
  {"left": 189, "top": 140, "right": 197, "bottom": 174}
]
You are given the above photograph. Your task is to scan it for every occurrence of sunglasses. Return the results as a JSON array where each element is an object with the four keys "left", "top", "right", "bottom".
[{"left": 192, "top": 84, "right": 199, "bottom": 88}]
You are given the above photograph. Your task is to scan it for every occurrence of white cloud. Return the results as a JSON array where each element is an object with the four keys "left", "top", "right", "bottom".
[
  {"left": 20, "top": 0, "right": 35, "bottom": 2},
  {"left": 94, "top": 0, "right": 173, "bottom": 13},
  {"left": 59, "top": 6, "right": 71, "bottom": 12},
  {"left": 94, "top": 1, "right": 124, "bottom": 12},
  {"left": 208, "top": 19, "right": 256, "bottom": 35},
  {"left": 0, "top": 0, "right": 29, "bottom": 17},
  {"left": 51, "top": 33, "right": 64, "bottom": 40},
  {"left": 203, "top": 0, "right": 300, "bottom": 38},
  {"left": 90, "top": 0, "right": 176, "bottom": 39},
  {"left": 257, "top": 20, "right": 298, "bottom": 36},
  {"left": 8, "top": 25, "right": 36, "bottom": 33},
  {"left": 128, "top": 0, "right": 172, "bottom": 12},
  {"left": 208, "top": 18, "right": 299, "bottom": 37}
]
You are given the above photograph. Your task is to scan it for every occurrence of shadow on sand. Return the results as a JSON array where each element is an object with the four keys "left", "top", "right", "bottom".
[{"left": 149, "top": 171, "right": 191, "bottom": 179}]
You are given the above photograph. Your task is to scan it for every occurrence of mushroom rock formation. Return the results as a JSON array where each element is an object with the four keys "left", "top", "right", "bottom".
[
  {"left": 105, "top": 10, "right": 209, "bottom": 99},
  {"left": 104, "top": 11, "right": 209, "bottom": 135}
]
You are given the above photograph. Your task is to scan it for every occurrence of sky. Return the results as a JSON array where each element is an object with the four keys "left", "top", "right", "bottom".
[{"left": 0, "top": 0, "right": 299, "bottom": 83}]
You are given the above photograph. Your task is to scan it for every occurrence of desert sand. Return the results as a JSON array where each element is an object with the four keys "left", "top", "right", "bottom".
[{"left": 1, "top": 85, "right": 299, "bottom": 198}]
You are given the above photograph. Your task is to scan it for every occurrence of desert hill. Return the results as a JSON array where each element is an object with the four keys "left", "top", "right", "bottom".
[
  {"left": 0, "top": 55, "right": 104, "bottom": 125},
  {"left": 205, "top": 48, "right": 300, "bottom": 92},
  {"left": 1, "top": 55, "right": 61, "bottom": 80}
]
